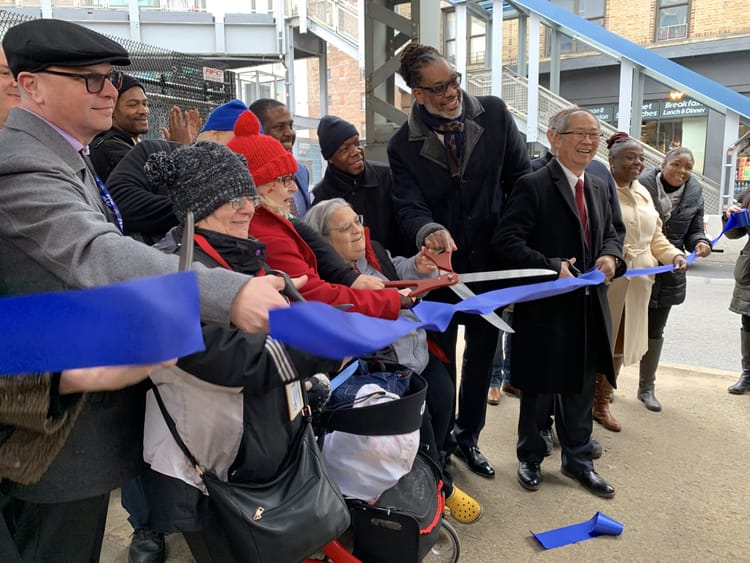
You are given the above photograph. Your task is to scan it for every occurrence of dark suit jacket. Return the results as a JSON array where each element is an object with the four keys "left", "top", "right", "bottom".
[{"left": 493, "top": 159, "right": 625, "bottom": 393}]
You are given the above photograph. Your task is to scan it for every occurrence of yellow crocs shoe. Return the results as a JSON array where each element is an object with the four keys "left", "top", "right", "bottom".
[{"left": 445, "top": 484, "right": 482, "bottom": 524}]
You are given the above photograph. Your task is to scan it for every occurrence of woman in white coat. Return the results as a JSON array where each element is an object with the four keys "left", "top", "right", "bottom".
[{"left": 593, "top": 133, "right": 688, "bottom": 432}]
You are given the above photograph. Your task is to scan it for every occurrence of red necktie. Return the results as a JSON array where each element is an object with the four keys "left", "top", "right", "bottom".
[{"left": 575, "top": 179, "right": 590, "bottom": 246}]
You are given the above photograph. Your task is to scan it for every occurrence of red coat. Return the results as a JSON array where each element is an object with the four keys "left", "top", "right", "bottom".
[{"left": 249, "top": 206, "right": 401, "bottom": 319}]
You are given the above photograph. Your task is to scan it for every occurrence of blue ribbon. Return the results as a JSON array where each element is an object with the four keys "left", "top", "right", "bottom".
[
  {"left": 623, "top": 208, "right": 749, "bottom": 278},
  {"left": 270, "top": 211, "right": 750, "bottom": 360},
  {"left": 270, "top": 271, "right": 606, "bottom": 359},
  {"left": 0, "top": 272, "right": 204, "bottom": 375},
  {"left": 532, "top": 511, "right": 624, "bottom": 549}
]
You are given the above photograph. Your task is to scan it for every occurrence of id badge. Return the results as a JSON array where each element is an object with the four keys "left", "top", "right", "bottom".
[{"left": 285, "top": 381, "right": 304, "bottom": 421}]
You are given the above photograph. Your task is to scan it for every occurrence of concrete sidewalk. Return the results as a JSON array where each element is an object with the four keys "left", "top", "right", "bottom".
[{"left": 102, "top": 362, "right": 750, "bottom": 562}]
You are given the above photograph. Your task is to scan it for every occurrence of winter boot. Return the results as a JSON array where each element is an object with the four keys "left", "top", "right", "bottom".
[
  {"left": 728, "top": 329, "right": 750, "bottom": 394},
  {"left": 593, "top": 377, "right": 621, "bottom": 432},
  {"left": 638, "top": 338, "right": 663, "bottom": 411}
]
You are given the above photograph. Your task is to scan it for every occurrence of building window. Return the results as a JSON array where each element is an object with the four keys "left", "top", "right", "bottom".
[
  {"left": 444, "top": 11, "right": 457, "bottom": 65},
  {"left": 546, "top": 0, "right": 606, "bottom": 55},
  {"left": 656, "top": 0, "right": 689, "bottom": 41},
  {"left": 469, "top": 15, "right": 487, "bottom": 66}
]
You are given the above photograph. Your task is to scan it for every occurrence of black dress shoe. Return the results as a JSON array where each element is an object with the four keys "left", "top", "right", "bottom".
[
  {"left": 540, "top": 429, "right": 554, "bottom": 456},
  {"left": 561, "top": 466, "right": 615, "bottom": 498},
  {"left": 128, "top": 529, "right": 165, "bottom": 563},
  {"left": 517, "top": 461, "right": 542, "bottom": 490},
  {"left": 455, "top": 445, "right": 496, "bottom": 477}
]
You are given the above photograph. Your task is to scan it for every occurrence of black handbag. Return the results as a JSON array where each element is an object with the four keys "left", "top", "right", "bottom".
[{"left": 152, "top": 386, "right": 350, "bottom": 563}]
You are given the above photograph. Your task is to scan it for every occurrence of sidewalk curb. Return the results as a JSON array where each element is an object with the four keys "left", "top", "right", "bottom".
[{"left": 642, "top": 362, "right": 737, "bottom": 377}]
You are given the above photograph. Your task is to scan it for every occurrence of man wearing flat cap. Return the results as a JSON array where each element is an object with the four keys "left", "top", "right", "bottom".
[
  {"left": 90, "top": 73, "right": 150, "bottom": 181},
  {"left": 0, "top": 18, "right": 299, "bottom": 561},
  {"left": 312, "top": 115, "right": 411, "bottom": 258}
]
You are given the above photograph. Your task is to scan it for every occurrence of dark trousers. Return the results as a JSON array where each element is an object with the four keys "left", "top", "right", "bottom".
[
  {"left": 418, "top": 354, "right": 456, "bottom": 495},
  {"left": 432, "top": 312, "right": 499, "bottom": 449},
  {"left": 121, "top": 475, "right": 150, "bottom": 530},
  {"left": 517, "top": 368, "right": 596, "bottom": 474},
  {"left": 0, "top": 492, "right": 110, "bottom": 563},
  {"left": 647, "top": 305, "right": 672, "bottom": 340}
]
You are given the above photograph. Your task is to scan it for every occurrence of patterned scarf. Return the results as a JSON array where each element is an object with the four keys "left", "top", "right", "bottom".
[{"left": 418, "top": 104, "right": 465, "bottom": 177}]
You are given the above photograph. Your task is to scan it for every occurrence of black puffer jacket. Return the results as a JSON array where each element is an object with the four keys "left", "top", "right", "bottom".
[{"left": 639, "top": 167, "right": 711, "bottom": 307}]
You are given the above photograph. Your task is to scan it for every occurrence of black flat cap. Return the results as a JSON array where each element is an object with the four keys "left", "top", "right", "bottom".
[{"left": 3, "top": 19, "right": 130, "bottom": 76}]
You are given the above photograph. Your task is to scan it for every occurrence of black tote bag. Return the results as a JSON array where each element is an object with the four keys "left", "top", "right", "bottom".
[{"left": 152, "top": 387, "right": 350, "bottom": 563}]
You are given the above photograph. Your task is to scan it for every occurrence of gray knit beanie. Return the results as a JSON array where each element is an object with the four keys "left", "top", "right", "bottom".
[{"left": 144, "top": 141, "right": 257, "bottom": 223}]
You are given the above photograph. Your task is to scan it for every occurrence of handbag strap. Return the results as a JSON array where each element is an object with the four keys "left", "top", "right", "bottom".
[{"left": 151, "top": 385, "right": 205, "bottom": 476}]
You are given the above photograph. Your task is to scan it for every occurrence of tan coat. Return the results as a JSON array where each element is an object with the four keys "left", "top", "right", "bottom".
[{"left": 608, "top": 179, "right": 682, "bottom": 365}]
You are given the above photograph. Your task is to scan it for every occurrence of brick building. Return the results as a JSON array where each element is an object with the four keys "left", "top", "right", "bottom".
[{"left": 307, "top": 0, "right": 750, "bottom": 188}]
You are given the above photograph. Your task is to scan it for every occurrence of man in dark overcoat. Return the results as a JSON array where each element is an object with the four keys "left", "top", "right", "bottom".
[
  {"left": 388, "top": 43, "right": 530, "bottom": 477},
  {"left": 493, "top": 108, "right": 625, "bottom": 497}
]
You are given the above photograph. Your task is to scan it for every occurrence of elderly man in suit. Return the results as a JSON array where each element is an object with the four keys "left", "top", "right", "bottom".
[
  {"left": 493, "top": 108, "right": 625, "bottom": 498},
  {"left": 0, "top": 19, "right": 298, "bottom": 561}
]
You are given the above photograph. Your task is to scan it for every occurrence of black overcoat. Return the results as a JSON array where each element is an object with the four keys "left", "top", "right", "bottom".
[{"left": 493, "top": 159, "right": 625, "bottom": 393}]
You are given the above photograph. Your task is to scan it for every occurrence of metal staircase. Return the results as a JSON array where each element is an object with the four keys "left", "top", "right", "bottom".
[
  {"left": 303, "top": 0, "right": 721, "bottom": 210},
  {"left": 466, "top": 67, "right": 721, "bottom": 211}
]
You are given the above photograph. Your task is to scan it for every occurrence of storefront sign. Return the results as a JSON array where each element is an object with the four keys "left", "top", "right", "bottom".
[
  {"left": 660, "top": 99, "right": 707, "bottom": 118},
  {"left": 586, "top": 104, "right": 615, "bottom": 123},
  {"left": 641, "top": 101, "right": 660, "bottom": 119}
]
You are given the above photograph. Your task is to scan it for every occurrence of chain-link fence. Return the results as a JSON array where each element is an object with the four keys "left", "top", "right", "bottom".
[{"left": 0, "top": 9, "right": 236, "bottom": 137}]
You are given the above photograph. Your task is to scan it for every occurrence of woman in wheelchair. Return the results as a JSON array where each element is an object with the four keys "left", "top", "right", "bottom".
[{"left": 304, "top": 198, "right": 482, "bottom": 525}]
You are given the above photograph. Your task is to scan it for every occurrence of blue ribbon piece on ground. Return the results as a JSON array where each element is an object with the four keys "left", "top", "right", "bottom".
[
  {"left": 532, "top": 511, "right": 624, "bottom": 549},
  {"left": 0, "top": 272, "right": 204, "bottom": 375}
]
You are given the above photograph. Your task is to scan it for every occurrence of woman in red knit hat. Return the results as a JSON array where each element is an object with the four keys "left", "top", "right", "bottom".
[{"left": 228, "top": 110, "right": 411, "bottom": 319}]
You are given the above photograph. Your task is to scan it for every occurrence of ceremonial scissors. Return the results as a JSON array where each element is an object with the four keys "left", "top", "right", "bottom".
[{"left": 384, "top": 250, "right": 556, "bottom": 332}]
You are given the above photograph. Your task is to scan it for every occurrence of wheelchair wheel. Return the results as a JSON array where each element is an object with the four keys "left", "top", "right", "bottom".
[{"left": 424, "top": 520, "right": 460, "bottom": 562}]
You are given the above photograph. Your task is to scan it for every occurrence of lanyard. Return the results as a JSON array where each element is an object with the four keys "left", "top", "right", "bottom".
[{"left": 193, "top": 233, "right": 233, "bottom": 270}]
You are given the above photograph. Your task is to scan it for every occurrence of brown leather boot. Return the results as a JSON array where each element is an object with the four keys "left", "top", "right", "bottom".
[{"left": 593, "top": 374, "right": 622, "bottom": 432}]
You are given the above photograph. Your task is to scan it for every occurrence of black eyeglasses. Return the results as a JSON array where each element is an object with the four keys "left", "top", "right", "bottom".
[
  {"left": 38, "top": 69, "right": 123, "bottom": 94},
  {"left": 229, "top": 195, "right": 262, "bottom": 209},
  {"left": 557, "top": 130, "right": 603, "bottom": 142},
  {"left": 416, "top": 72, "right": 462, "bottom": 97}
]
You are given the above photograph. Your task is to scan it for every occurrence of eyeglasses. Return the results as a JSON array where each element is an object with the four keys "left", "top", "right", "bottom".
[
  {"left": 332, "top": 214, "right": 364, "bottom": 234},
  {"left": 38, "top": 69, "right": 123, "bottom": 94},
  {"left": 275, "top": 175, "right": 296, "bottom": 186},
  {"left": 229, "top": 195, "right": 262, "bottom": 209},
  {"left": 558, "top": 130, "right": 603, "bottom": 142},
  {"left": 416, "top": 72, "right": 462, "bottom": 97}
]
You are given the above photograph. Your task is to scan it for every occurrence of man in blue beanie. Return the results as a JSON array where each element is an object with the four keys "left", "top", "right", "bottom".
[
  {"left": 196, "top": 98, "right": 249, "bottom": 145},
  {"left": 312, "top": 115, "right": 411, "bottom": 258}
]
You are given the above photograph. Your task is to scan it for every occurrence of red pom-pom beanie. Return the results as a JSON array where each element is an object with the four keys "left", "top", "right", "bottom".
[{"left": 227, "top": 110, "right": 298, "bottom": 186}]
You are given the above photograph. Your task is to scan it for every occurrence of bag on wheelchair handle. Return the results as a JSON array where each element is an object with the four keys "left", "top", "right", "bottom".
[{"left": 152, "top": 387, "right": 350, "bottom": 563}]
